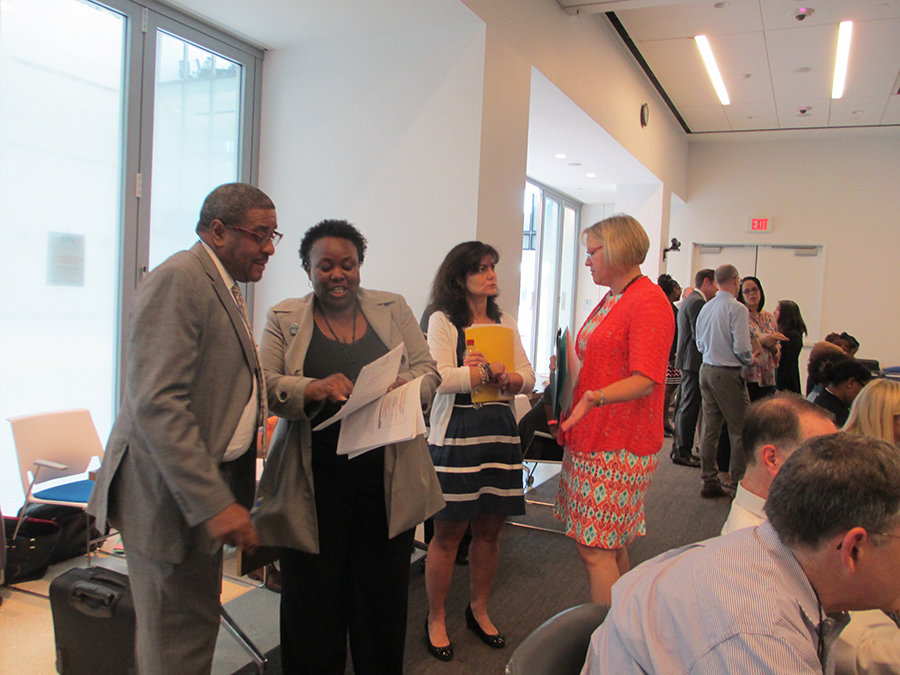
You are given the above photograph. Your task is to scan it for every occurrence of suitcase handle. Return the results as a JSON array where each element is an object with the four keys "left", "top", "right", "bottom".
[{"left": 70, "top": 581, "right": 122, "bottom": 618}]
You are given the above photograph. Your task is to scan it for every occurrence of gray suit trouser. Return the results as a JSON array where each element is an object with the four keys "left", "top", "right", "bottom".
[
  {"left": 673, "top": 368, "right": 701, "bottom": 459},
  {"left": 699, "top": 365, "right": 750, "bottom": 486},
  {"left": 121, "top": 528, "right": 223, "bottom": 675}
]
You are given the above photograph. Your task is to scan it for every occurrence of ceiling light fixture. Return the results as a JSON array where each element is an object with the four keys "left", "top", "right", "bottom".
[
  {"left": 695, "top": 35, "right": 730, "bottom": 105},
  {"left": 555, "top": 153, "right": 567, "bottom": 159},
  {"left": 585, "top": 173, "right": 597, "bottom": 178},
  {"left": 832, "top": 20, "right": 852, "bottom": 99}
]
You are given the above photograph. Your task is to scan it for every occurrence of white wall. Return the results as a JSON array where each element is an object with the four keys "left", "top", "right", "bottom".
[
  {"left": 668, "top": 130, "right": 900, "bottom": 367},
  {"left": 254, "top": 10, "right": 486, "bottom": 324}
]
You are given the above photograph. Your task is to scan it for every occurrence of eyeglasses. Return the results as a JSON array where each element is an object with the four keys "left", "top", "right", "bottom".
[
  {"left": 585, "top": 245, "right": 602, "bottom": 260},
  {"left": 226, "top": 223, "right": 284, "bottom": 247},
  {"left": 872, "top": 531, "right": 900, "bottom": 543}
]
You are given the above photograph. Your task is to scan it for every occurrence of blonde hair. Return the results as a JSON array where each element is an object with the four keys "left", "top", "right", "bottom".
[
  {"left": 582, "top": 214, "right": 649, "bottom": 271},
  {"left": 843, "top": 379, "right": 900, "bottom": 445}
]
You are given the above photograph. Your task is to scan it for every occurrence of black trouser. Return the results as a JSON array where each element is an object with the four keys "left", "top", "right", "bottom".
[
  {"left": 279, "top": 460, "right": 415, "bottom": 675},
  {"left": 673, "top": 368, "right": 701, "bottom": 460}
]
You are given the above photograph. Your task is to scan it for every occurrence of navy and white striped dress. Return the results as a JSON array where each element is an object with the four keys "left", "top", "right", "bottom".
[{"left": 428, "top": 322, "right": 526, "bottom": 521}]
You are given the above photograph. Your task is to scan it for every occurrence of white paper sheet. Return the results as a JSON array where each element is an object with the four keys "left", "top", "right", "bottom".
[
  {"left": 337, "top": 375, "right": 427, "bottom": 457},
  {"left": 312, "top": 343, "right": 404, "bottom": 431}
]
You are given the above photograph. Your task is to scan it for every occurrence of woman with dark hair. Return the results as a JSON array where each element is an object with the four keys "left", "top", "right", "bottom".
[
  {"left": 424, "top": 241, "right": 535, "bottom": 661},
  {"left": 254, "top": 219, "right": 445, "bottom": 674},
  {"left": 737, "top": 276, "right": 785, "bottom": 401},
  {"left": 811, "top": 356, "right": 873, "bottom": 427},
  {"left": 774, "top": 299, "right": 807, "bottom": 393},
  {"left": 558, "top": 215, "right": 674, "bottom": 605},
  {"left": 657, "top": 274, "right": 682, "bottom": 436}
]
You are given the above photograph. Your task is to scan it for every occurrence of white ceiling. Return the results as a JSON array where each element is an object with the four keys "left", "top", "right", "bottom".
[{"left": 558, "top": 0, "right": 900, "bottom": 132}]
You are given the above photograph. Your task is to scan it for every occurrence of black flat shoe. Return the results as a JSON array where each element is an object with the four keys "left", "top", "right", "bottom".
[
  {"left": 425, "top": 618, "right": 453, "bottom": 661},
  {"left": 465, "top": 605, "right": 505, "bottom": 649},
  {"left": 671, "top": 455, "right": 700, "bottom": 468}
]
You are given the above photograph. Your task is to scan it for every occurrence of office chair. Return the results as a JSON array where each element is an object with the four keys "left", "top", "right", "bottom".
[
  {"left": 7, "top": 408, "right": 104, "bottom": 554},
  {"left": 505, "top": 603, "right": 609, "bottom": 675}
]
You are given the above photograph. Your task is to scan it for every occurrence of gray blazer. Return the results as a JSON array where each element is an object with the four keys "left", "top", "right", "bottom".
[
  {"left": 87, "top": 243, "right": 259, "bottom": 563},
  {"left": 253, "top": 288, "right": 445, "bottom": 553},
  {"left": 674, "top": 289, "right": 706, "bottom": 372}
]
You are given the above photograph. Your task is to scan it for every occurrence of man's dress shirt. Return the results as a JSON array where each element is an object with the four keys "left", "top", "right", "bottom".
[
  {"left": 695, "top": 290, "right": 754, "bottom": 367},
  {"left": 581, "top": 522, "right": 850, "bottom": 675},
  {"left": 721, "top": 483, "right": 766, "bottom": 535}
]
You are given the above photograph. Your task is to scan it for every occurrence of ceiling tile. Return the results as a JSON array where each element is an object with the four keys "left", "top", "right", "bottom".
[
  {"left": 616, "top": 4, "right": 693, "bottom": 41},
  {"left": 775, "top": 97, "right": 832, "bottom": 128},
  {"left": 680, "top": 0, "right": 764, "bottom": 36},
  {"left": 679, "top": 104, "right": 731, "bottom": 132},
  {"left": 637, "top": 38, "right": 722, "bottom": 109},
  {"left": 829, "top": 96, "right": 891, "bottom": 126},
  {"left": 709, "top": 31, "right": 774, "bottom": 104},
  {"left": 882, "top": 96, "right": 900, "bottom": 124},
  {"left": 723, "top": 101, "right": 779, "bottom": 130},
  {"left": 766, "top": 25, "right": 836, "bottom": 101},
  {"left": 843, "top": 19, "right": 900, "bottom": 97}
]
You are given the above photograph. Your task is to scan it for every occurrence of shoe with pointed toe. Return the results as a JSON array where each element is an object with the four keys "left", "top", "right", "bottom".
[
  {"left": 465, "top": 605, "right": 505, "bottom": 649},
  {"left": 425, "top": 618, "right": 453, "bottom": 661}
]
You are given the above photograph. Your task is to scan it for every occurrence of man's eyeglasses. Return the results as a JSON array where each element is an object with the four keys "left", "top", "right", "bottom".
[{"left": 225, "top": 223, "right": 284, "bottom": 247}]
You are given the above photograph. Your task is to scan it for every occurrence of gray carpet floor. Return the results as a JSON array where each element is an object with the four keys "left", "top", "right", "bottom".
[{"left": 230, "top": 439, "right": 733, "bottom": 674}]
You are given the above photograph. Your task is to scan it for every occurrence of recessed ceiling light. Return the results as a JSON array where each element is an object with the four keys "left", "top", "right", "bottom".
[
  {"left": 832, "top": 20, "right": 853, "bottom": 99},
  {"left": 741, "top": 73, "right": 752, "bottom": 79},
  {"left": 695, "top": 35, "right": 730, "bottom": 105},
  {"left": 851, "top": 110, "right": 864, "bottom": 115},
  {"left": 586, "top": 173, "right": 597, "bottom": 178},
  {"left": 555, "top": 153, "right": 567, "bottom": 159},
  {"left": 713, "top": 1, "right": 730, "bottom": 7},
  {"left": 568, "top": 162, "right": 582, "bottom": 167},
  {"left": 795, "top": 67, "right": 812, "bottom": 73},
  {"left": 747, "top": 115, "right": 756, "bottom": 119}
]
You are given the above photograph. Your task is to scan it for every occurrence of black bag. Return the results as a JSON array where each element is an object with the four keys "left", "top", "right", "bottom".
[
  {"left": 21, "top": 504, "right": 101, "bottom": 564},
  {"left": 3, "top": 515, "right": 62, "bottom": 584},
  {"left": 50, "top": 566, "right": 136, "bottom": 675}
]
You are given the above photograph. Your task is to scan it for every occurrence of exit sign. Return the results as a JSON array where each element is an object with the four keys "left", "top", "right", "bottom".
[{"left": 750, "top": 217, "right": 772, "bottom": 233}]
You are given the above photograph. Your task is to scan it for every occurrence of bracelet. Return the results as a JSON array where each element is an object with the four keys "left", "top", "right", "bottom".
[
  {"left": 484, "top": 362, "right": 494, "bottom": 381},
  {"left": 595, "top": 389, "right": 606, "bottom": 407},
  {"left": 476, "top": 363, "right": 489, "bottom": 385}
]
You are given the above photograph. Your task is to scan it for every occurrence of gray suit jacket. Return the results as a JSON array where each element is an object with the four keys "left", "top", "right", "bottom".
[
  {"left": 253, "top": 288, "right": 445, "bottom": 553},
  {"left": 674, "top": 289, "right": 706, "bottom": 372},
  {"left": 87, "top": 243, "right": 259, "bottom": 563}
]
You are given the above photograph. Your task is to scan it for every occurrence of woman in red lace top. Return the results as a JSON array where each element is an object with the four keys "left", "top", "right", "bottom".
[{"left": 557, "top": 215, "right": 674, "bottom": 604}]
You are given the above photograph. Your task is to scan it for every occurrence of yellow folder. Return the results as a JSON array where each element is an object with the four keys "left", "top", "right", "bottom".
[{"left": 465, "top": 324, "right": 515, "bottom": 402}]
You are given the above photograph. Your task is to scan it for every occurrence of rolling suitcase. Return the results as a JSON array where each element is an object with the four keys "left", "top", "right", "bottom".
[{"left": 49, "top": 566, "right": 136, "bottom": 675}]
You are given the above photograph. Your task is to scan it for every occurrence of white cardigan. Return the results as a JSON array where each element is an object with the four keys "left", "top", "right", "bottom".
[{"left": 426, "top": 311, "right": 536, "bottom": 446}]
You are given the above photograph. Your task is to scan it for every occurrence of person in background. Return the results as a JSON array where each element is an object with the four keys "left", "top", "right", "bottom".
[
  {"left": 424, "top": 241, "right": 535, "bottom": 661},
  {"left": 720, "top": 394, "right": 837, "bottom": 536},
  {"left": 811, "top": 357, "right": 872, "bottom": 427},
  {"left": 254, "top": 219, "right": 444, "bottom": 675},
  {"left": 581, "top": 432, "right": 900, "bottom": 675},
  {"left": 658, "top": 274, "right": 682, "bottom": 437},
  {"left": 87, "top": 183, "right": 276, "bottom": 675},
  {"left": 774, "top": 299, "right": 807, "bottom": 394},
  {"left": 737, "top": 276, "right": 785, "bottom": 401},
  {"left": 671, "top": 269, "right": 717, "bottom": 468},
  {"left": 557, "top": 215, "right": 674, "bottom": 605},
  {"left": 807, "top": 340, "right": 850, "bottom": 397},
  {"left": 835, "top": 377, "right": 900, "bottom": 675}
]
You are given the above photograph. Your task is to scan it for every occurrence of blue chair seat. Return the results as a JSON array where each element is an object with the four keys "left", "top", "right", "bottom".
[{"left": 34, "top": 479, "right": 94, "bottom": 504}]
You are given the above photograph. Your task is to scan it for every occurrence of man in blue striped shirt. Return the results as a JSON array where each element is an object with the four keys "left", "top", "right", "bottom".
[{"left": 581, "top": 432, "right": 900, "bottom": 675}]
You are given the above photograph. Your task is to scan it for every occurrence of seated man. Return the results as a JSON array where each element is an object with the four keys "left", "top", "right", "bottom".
[
  {"left": 582, "top": 432, "right": 900, "bottom": 675},
  {"left": 722, "top": 394, "right": 837, "bottom": 535}
]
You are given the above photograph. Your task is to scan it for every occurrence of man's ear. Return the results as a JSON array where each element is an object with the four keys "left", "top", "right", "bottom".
[
  {"left": 208, "top": 219, "right": 228, "bottom": 246},
  {"left": 837, "top": 527, "right": 868, "bottom": 574},
  {"left": 760, "top": 444, "right": 781, "bottom": 477}
]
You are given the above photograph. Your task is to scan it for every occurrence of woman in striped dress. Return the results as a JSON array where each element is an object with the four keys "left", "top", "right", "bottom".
[{"left": 424, "top": 241, "right": 535, "bottom": 661}]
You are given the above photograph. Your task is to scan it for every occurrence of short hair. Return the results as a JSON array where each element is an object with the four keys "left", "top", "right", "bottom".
[
  {"left": 766, "top": 432, "right": 900, "bottom": 549},
  {"left": 714, "top": 264, "right": 739, "bottom": 286},
  {"left": 776, "top": 300, "right": 807, "bottom": 337},
  {"left": 299, "top": 219, "right": 367, "bottom": 273},
  {"left": 743, "top": 394, "right": 834, "bottom": 466},
  {"left": 737, "top": 275, "right": 766, "bottom": 312},
  {"left": 657, "top": 274, "right": 680, "bottom": 299},
  {"left": 820, "top": 358, "right": 873, "bottom": 388},
  {"left": 825, "top": 332, "right": 853, "bottom": 354},
  {"left": 428, "top": 241, "right": 501, "bottom": 328},
  {"left": 844, "top": 379, "right": 900, "bottom": 445},
  {"left": 196, "top": 183, "right": 275, "bottom": 233},
  {"left": 694, "top": 268, "right": 715, "bottom": 288},
  {"left": 582, "top": 214, "right": 649, "bottom": 271}
]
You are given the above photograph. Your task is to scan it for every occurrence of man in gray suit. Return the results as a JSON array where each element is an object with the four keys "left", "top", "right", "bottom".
[
  {"left": 671, "top": 269, "right": 717, "bottom": 467},
  {"left": 88, "top": 183, "right": 278, "bottom": 675}
]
